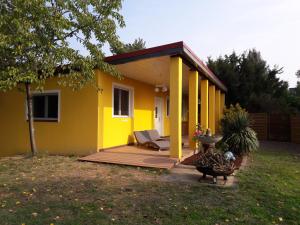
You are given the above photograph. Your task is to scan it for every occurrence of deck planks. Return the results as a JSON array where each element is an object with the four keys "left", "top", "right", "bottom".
[{"left": 79, "top": 145, "right": 193, "bottom": 169}]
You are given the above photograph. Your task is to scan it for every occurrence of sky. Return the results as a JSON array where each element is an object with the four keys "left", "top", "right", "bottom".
[{"left": 106, "top": 0, "right": 300, "bottom": 88}]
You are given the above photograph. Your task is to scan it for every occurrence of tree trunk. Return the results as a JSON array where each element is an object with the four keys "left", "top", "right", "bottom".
[{"left": 25, "top": 83, "right": 37, "bottom": 156}]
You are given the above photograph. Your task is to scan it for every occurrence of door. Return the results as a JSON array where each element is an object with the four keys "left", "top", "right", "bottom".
[{"left": 154, "top": 97, "right": 163, "bottom": 135}]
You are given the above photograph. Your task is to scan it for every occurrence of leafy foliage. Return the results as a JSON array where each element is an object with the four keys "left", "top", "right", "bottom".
[
  {"left": 0, "top": 0, "right": 125, "bottom": 91},
  {"left": 110, "top": 38, "right": 146, "bottom": 55},
  {"left": 0, "top": 0, "right": 126, "bottom": 155},
  {"left": 296, "top": 70, "right": 300, "bottom": 79},
  {"left": 220, "top": 104, "right": 259, "bottom": 155},
  {"left": 207, "top": 50, "right": 294, "bottom": 113},
  {"left": 287, "top": 70, "right": 300, "bottom": 112}
]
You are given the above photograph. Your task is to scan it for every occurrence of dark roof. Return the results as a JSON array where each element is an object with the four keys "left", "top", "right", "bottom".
[{"left": 105, "top": 41, "right": 227, "bottom": 92}]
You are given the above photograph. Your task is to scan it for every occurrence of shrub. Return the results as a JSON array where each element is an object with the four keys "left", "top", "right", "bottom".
[{"left": 220, "top": 104, "right": 259, "bottom": 155}]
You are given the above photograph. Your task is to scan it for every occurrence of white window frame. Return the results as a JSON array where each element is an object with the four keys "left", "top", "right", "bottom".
[
  {"left": 112, "top": 83, "right": 134, "bottom": 118},
  {"left": 25, "top": 90, "right": 61, "bottom": 122}
]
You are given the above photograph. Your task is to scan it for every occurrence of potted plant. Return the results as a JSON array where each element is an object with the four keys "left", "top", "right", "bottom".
[{"left": 220, "top": 104, "right": 259, "bottom": 156}]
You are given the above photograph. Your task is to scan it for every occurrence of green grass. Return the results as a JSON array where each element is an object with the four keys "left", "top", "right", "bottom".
[{"left": 0, "top": 144, "right": 299, "bottom": 225}]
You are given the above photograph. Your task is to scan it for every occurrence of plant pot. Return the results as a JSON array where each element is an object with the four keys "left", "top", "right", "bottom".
[{"left": 196, "top": 165, "right": 235, "bottom": 184}]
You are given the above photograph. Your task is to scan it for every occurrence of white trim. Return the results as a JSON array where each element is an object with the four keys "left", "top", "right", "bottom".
[
  {"left": 112, "top": 83, "right": 134, "bottom": 118},
  {"left": 25, "top": 90, "right": 61, "bottom": 122}
]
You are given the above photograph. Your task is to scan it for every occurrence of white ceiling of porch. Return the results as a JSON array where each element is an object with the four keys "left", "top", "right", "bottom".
[{"left": 114, "top": 56, "right": 197, "bottom": 94}]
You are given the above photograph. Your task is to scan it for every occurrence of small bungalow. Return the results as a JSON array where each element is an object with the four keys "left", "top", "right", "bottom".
[{"left": 0, "top": 41, "right": 227, "bottom": 160}]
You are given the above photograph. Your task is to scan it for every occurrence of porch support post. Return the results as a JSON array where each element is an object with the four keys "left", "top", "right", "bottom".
[
  {"left": 209, "top": 84, "right": 216, "bottom": 134},
  {"left": 220, "top": 92, "right": 225, "bottom": 118},
  {"left": 170, "top": 56, "right": 182, "bottom": 159},
  {"left": 215, "top": 89, "right": 221, "bottom": 133},
  {"left": 188, "top": 70, "right": 198, "bottom": 149},
  {"left": 200, "top": 79, "right": 209, "bottom": 130}
]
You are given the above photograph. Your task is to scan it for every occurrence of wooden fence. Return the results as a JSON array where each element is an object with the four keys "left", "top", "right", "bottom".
[
  {"left": 291, "top": 116, "right": 300, "bottom": 144},
  {"left": 249, "top": 113, "right": 268, "bottom": 140},
  {"left": 249, "top": 113, "right": 300, "bottom": 144}
]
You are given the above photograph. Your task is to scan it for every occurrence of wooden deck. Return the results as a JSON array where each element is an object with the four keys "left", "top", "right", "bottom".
[{"left": 79, "top": 142, "right": 193, "bottom": 169}]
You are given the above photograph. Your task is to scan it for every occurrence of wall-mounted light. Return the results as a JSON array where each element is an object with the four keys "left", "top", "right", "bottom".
[{"left": 155, "top": 85, "right": 168, "bottom": 93}]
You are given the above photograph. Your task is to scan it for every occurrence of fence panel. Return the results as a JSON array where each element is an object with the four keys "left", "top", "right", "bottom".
[
  {"left": 291, "top": 115, "right": 300, "bottom": 144},
  {"left": 268, "top": 114, "right": 290, "bottom": 142},
  {"left": 249, "top": 113, "right": 268, "bottom": 140}
]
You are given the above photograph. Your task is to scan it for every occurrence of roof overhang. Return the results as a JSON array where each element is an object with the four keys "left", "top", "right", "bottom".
[{"left": 105, "top": 41, "right": 227, "bottom": 92}]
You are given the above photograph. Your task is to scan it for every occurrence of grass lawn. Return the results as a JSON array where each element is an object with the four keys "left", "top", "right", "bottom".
[{"left": 0, "top": 143, "right": 299, "bottom": 225}]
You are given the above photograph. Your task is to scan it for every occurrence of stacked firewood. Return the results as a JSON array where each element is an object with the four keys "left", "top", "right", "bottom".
[{"left": 196, "top": 152, "right": 235, "bottom": 174}]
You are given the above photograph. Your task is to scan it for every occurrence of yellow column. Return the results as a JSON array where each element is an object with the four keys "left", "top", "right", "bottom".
[
  {"left": 200, "top": 79, "right": 209, "bottom": 130},
  {"left": 170, "top": 56, "right": 182, "bottom": 159},
  {"left": 209, "top": 84, "right": 216, "bottom": 134},
  {"left": 188, "top": 70, "right": 198, "bottom": 149},
  {"left": 215, "top": 89, "right": 221, "bottom": 133},
  {"left": 220, "top": 92, "right": 225, "bottom": 118}
]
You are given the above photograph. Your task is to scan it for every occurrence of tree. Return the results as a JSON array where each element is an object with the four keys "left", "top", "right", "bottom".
[
  {"left": 293, "top": 70, "right": 300, "bottom": 96},
  {"left": 207, "top": 49, "right": 290, "bottom": 113},
  {"left": 110, "top": 37, "right": 146, "bottom": 55},
  {"left": 0, "top": 0, "right": 125, "bottom": 156},
  {"left": 287, "top": 70, "right": 300, "bottom": 112},
  {"left": 296, "top": 70, "right": 300, "bottom": 79}
]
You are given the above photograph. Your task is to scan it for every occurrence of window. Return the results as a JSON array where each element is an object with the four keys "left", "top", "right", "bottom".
[
  {"left": 166, "top": 96, "right": 170, "bottom": 116},
  {"left": 113, "top": 85, "right": 132, "bottom": 117},
  {"left": 28, "top": 91, "right": 60, "bottom": 121},
  {"left": 166, "top": 96, "right": 187, "bottom": 119}
]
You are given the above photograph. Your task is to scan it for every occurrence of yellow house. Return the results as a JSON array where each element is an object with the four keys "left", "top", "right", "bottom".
[{"left": 0, "top": 41, "right": 227, "bottom": 159}]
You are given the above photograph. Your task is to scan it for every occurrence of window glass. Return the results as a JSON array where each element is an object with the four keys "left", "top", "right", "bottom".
[
  {"left": 113, "top": 88, "right": 119, "bottom": 115},
  {"left": 166, "top": 97, "right": 170, "bottom": 116},
  {"left": 48, "top": 95, "right": 58, "bottom": 118},
  {"left": 33, "top": 95, "right": 45, "bottom": 118},
  {"left": 120, "top": 89, "right": 129, "bottom": 115},
  {"left": 113, "top": 87, "right": 130, "bottom": 116}
]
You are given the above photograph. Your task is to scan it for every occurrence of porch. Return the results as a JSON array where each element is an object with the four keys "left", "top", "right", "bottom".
[
  {"left": 79, "top": 137, "right": 193, "bottom": 169},
  {"left": 105, "top": 42, "right": 227, "bottom": 160}
]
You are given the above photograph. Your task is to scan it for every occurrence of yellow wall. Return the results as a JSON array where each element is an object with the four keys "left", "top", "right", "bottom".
[
  {"left": 0, "top": 68, "right": 209, "bottom": 157},
  {"left": 0, "top": 78, "right": 99, "bottom": 157},
  {"left": 97, "top": 70, "right": 168, "bottom": 149}
]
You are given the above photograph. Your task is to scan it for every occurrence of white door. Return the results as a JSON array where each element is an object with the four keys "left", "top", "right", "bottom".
[{"left": 154, "top": 97, "right": 163, "bottom": 135}]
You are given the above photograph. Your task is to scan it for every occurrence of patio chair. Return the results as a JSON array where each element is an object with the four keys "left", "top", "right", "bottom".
[
  {"left": 133, "top": 130, "right": 169, "bottom": 151},
  {"left": 146, "top": 129, "right": 167, "bottom": 141},
  {"left": 146, "top": 129, "right": 184, "bottom": 147}
]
